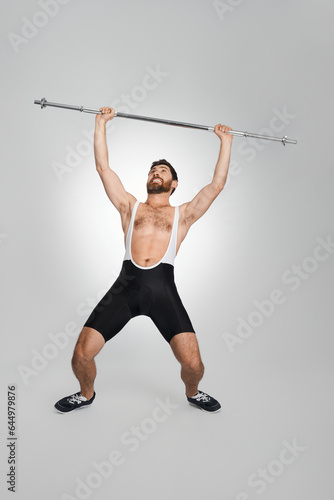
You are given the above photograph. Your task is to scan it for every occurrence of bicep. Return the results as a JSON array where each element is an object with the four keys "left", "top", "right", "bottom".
[
  {"left": 181, "top": 183, "right": 223, "bottom": 226},
  {"left": 96, "top": 166, "right": 135, "bottom": 213}
]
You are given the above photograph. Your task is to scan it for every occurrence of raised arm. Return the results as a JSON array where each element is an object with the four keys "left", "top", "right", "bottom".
[
  {"left": 94, "top": 107, "right": 136, "bottom": 215},
  {"left": 180, "top": 124, "right": 233, "bottom": 227}
]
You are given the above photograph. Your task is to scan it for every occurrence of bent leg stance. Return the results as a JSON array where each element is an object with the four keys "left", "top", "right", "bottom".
[
  {"left": 78, "top": 260, "right": 198, "bottom": 396},
  {"left": 55, "top": 260, "right": 219, "bottom": 412}
]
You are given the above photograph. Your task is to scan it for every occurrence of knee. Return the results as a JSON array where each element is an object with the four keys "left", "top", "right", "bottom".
[
  {"left": 183, "top": 358, "right": 204, "bottom": 377},
  {"left": 72, "top": 344, "right": 93, "bottom": 366},
  {"left": 198, "top": 360, "right": 205, "bottom": 377}
]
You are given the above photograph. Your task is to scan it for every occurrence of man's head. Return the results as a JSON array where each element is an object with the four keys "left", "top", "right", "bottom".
[{"left": 147, "top": 159, "right": 178, "bottom": 196}]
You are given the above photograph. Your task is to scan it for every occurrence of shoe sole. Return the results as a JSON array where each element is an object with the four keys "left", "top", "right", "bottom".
[
  {"left": 54, "top": 404, "right": 92, "bottom": 414},
  {"left": 188, "top": 402, "right": 221, "bottom": 413}
]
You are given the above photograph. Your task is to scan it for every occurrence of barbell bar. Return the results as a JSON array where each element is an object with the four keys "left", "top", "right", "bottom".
[{"left": 34, "top": 97, "right": 297, "bottom": 146}]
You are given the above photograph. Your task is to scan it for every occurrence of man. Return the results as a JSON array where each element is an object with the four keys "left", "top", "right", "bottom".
[{"left": 55, "top": 107, "right": 233, "bottom": 414}]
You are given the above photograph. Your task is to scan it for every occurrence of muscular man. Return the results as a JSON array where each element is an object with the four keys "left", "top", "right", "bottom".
[{"left": 55, "top": 107, "right": 233, "bottom": 414}]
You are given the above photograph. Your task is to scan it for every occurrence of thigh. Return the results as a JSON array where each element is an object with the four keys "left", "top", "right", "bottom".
[
  {"left": 84, "top": 282, "right": 134, "bottom": 342},
  {"left": 74, "top": 326, "right": 106, "bottom": 359},
  {"left": 149, "top": 283, "right": 196, "bottom": 343},
  {"left": 170, "top": 332, "right": 202, "bottom": 365}
]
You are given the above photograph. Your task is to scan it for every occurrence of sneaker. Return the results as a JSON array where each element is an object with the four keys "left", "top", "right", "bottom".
[
  {"left": 187, "top": 390, "right": 221, "bottom": 413},
  {"left": 54, "top": 391, "right": 96, "bottom": 413}
]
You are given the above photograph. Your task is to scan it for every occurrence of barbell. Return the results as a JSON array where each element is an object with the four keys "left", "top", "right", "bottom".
[{"left": 34, "top": 97, "right": 297, "bottom": 146}]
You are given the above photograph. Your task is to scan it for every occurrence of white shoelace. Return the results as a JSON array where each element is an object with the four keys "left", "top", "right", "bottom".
[
  {"left": 68, "top": 393, "right": 86, "bottom": 404},
  {"left": 193, "top": 392, "right": 210, "bottom": 402}
]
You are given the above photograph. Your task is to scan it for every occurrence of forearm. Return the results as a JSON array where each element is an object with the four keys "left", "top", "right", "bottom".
[
  {"left": 94, "top": 120, "right": 109, "bottom": 171},
  {"left": 211, "top": 140, "right": 232, "bottom": 189}
]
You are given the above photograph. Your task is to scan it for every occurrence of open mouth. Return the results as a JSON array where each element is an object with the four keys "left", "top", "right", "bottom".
[{"left": 152, "top": 178, "right": 162, "bottom": 183}]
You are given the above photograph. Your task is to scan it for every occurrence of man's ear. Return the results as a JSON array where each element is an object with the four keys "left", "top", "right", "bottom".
[{"left": 172, "top": 180, "right": 178, "bottom": 190}]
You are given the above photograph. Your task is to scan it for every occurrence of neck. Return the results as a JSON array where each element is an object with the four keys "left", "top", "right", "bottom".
[{"left": 145, "top": 193, "right": 171, "bottom": 208}]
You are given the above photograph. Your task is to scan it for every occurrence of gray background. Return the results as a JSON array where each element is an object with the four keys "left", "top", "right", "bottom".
[{"left": 1, "top": 0, "right": 333, "bottom": 499}]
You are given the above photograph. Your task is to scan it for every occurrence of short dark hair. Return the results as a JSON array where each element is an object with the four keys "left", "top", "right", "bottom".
[{"left": 149, "top": 159, "right": 178, "bottom": 195}]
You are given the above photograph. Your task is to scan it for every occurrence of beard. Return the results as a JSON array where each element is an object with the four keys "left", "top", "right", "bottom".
[{"left": 147, "top": 178, "right": 173, "bottom": 195}]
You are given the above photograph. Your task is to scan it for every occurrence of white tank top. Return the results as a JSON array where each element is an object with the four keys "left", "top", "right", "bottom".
[{"left": 123, "top": 200, "right": 179, "bottom": 269}]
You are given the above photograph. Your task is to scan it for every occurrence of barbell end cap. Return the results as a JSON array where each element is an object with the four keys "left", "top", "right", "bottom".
[
  {"left": 40, "top": 97, "right": 47, "bottom": 109},
  {"left": 282, "top": 135, "right": 287, "bottom": 146}
]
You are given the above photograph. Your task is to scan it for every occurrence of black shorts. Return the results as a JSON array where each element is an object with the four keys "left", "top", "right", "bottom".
[{"left": 83, "top": 259, "right": 195, "bottom": 343}]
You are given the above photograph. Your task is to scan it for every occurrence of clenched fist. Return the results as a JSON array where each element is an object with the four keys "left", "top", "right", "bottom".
[
  {"left": 96, "top": 107, "right": 115, "bottom": 124},
  {"left": 214, "top": 124, "right": 233, "bottom": 146}
]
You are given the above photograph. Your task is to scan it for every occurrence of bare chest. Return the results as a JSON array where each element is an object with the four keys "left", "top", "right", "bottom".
[{"left": 134, "top": 206, "right": 174, "bottom": 233}]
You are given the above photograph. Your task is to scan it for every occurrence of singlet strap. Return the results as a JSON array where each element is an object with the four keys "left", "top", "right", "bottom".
[
  {"left": 123, "top": 201, "right": 179, "bottom": 269},
  {"left": 124, "top": 200, "right": 140, "bottom": 261}
]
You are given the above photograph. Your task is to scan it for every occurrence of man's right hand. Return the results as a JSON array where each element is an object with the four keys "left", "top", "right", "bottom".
[{"left": 96, "top": 107, "right": 115, "bottom": 124}]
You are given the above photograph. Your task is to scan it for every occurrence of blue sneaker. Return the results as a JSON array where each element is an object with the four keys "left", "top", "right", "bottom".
[
  {"left": 187, "top": 390, "right": 221, "bottom": 413},
  {"left": 55, "top": 391, "right": 96, "bottom": 413}
]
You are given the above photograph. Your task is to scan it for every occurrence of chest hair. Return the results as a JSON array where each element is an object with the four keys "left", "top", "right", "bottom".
[{"left": 134, "top": 207, "right": 173, "bottom": 232}]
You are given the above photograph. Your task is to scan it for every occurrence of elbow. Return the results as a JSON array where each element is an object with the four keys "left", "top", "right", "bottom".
[
  {"left": 211, "top": 179, "right": 226, "bottom": 192},
  {"left": 96, "top": 163, "right": 109, "bottom": 174}
]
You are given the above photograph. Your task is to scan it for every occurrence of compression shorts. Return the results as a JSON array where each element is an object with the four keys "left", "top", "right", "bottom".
[{"left": 83, "top": 259, "right": 195, "bottom": 343}]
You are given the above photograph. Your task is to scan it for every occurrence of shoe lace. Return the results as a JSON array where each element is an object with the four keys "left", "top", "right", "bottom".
[
  {"left": 68, "top": 393, "right": 84, "bottom": 404},
  {"left": 195, "top": 392, "right": 210, "bottom": 402}
]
